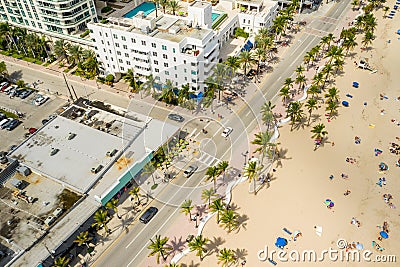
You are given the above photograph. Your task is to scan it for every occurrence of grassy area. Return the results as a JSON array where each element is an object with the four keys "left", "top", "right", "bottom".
[
  {"left": 0, "top": 50, "right": 42, "bottom": 64},
  {"left": 0, "top": 108, "right": 18, "bottom": 119},
  {"left": 42, "top": 62, "right": 50, "bottom": 67}
]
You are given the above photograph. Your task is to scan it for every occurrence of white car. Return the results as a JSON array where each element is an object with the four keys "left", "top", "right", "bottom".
[
  {"left": 34, "top": 95, "right": 49, "bottom": 106},
  {"left": 221, "top": 127, "right": 233, "bottom": 138}
]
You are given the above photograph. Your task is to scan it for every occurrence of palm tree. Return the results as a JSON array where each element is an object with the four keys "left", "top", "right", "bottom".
[
  {"left": 307, "top": 84, "right": 320, "bottom": 99},
  {"left": 68, "top": 44, "right": 82, "bottom": 67},
  {"left": 180, "top": 199, "right": 193, "bottom": 221},
  {"left": 311, "top": 123, "right": 328, "bottom": 142},
  {"left": 148, "top": 235, "right": 172, "bottom": 264},
  {"left": 279, "top": 86, "right": 290, "bottom": 106},
  {"left": 239, "top": 50, "right": 254, "bottom": 75},
  {"left": 283, "top": 77, "right": 294, "bottom": 91},
  {"left": 254, "top": 47, "right": 266, "bottom": 75},
  {"left": 217, "top": 248, "right": 236, "bottom": 267},
  {"left": 168, "top": 0, "right": 181, "bottom": 15},
  {"left": 351, "top": 0, "right": 360, "bottom": 10},
  {"left": 362, "top": 31, "right": 374, "bottom": 48},
  {"left": 252, "top": 131, "right": 274, "bottom": 162},
  {"left": 129, "top": 187, "right": 141, "bottom": 206},
  {"left": 210, "top": 198, "right": 225, "bottom": 223},
  {"left": 159, "top": 0, "right": 169, "bottom": 13},
  {"left": 286, "top": 101, "right": 305, "bottom": 130},
  {"left": 324, "top": 87, "right": 340, "bottom": 103},
  {"left": 160, "top": 79, "right": 176, "bottom": 104},
  {"left": 74, "top": 231, "right": 93, "bottom": 247},
  {"left": 188, "top": 235, "right": 209, "bottom": 261},
  {"left": 105, "top": 198, "right": 121, "bottom": 219},
  {"left": 326, "top": 100, "right": 339, "bottom": 117},
  {"left": 305, "top": 98, "right": 318, "bottom": 125},
  {"left": 244, "top": 160, "right": 260, "bottom": 195},
  {"left": 224, "top": 56, "right": 240, "bottom": 75},
  {"left": 363, "top": 13, "right": 377, "bottom": 33},
  {"left": 145, "top": 74, "right": 158, "bottom": 94},
  {"left": 217, "top": 161, "right": 229, "bottom": 182},
  {"left": 178, "top": 83, "right": 190, "bottom": 106},
  {"left": 206, "top": 166, "right": 219, "bottom": 190},
  {"left": 322, "top": 63, "right": 334, "bottom": 88},
  {"left": 303, "top": 51, "right": 314, "bottom": 70},
  {"left": 92, "top": 209, "right": 109, "bottom": 235},
  {"left": 0, "top": 61, "right": 7, "bottom": 77},
  {"left": 261, "top": 101, "right": 276, "bottom": 130},
  {"left": 383, "top": 6, "right": 390, "bottom": 17},
  {"left": 332, "top": 58, "right": 345, "bottom": 75},
  {"left": 201, "top": 188, "right": 217, "bottom": 207},
  {"left": 343, "top": 35, "right": 358, "bottom": 56},
  {"left": 312, "top": 72, "right": 324, "bottom": 89},
  {"left": 295, "top": 65, "right": 305, "bottom": 76},
  {"left": 123, "top": 68, "right": 140, "bottom": 93},
  {"left": 220, "top": 209, "right": 239, "bottom": 233},
  {"left": 53, "top": 256, "right": 70, "bottom": 267},
  {"left": 295, "top": 74, "right": 307, "bottom": 91},
  {"left": 143, "top": 163, "right": 156, "bottom": 185}
]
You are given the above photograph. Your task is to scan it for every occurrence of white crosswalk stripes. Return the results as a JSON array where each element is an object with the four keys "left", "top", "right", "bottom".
[{"left": 197, "top": 151, "right": 220, "bottom": 166}]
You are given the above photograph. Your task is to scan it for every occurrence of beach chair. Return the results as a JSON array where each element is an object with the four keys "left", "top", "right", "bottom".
[
  {"left": 346, "top": 93, "right": 353, "bottom": 98},
  {"left": 394, "top": 5, "right": 398, "bottom": 10},
  {"left": 283, "top": 228, "right": 292, "bottom": 235}
]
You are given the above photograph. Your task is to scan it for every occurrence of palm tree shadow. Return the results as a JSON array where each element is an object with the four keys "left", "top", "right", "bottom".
[
  {"left": 195, "top": 204, "right": 207, "bottom": 218},
  {"left": 234, "top": 248, "right": 248, "bottom": 261},
  {"left": 310, "top": 113, "right": 322, "bottom": 124},
  {"left": 276, "top": 147, "right": 290, "bottom": 161},
  {"left": 236, "top": 213, "right": 249, "bottom": 233},
  {"left": 227, "top": 202, "right": 240, "bottom": 212},
  {"left": 181, "top": 261, "right": 201, "bottom": 267},
  {"left": 169, "top": 236, "right": 186, "bottom": 255},
  {"left": 206, "top": 236, "right": 225, "bottom": 255}
]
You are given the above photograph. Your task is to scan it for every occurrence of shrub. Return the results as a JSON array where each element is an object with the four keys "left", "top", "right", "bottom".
[
  {"left": 105, "top": 74, "right": 114, "bottom": 84},
  {"left": 101, "top": 19, "right": 108, "bottom": 24},
  {"left": 234, "top": 27, "right": 249, "bottom": 39},
  {"left": 80, "top": 30, "right": 90, "bottom": 38},
  {"left": 101, "top": 6, "right": 112, "bottom": 13}
]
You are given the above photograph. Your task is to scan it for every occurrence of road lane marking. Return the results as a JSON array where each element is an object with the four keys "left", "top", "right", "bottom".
[{"left": 189, "top": 128, "right": 197, "bottom": 138}]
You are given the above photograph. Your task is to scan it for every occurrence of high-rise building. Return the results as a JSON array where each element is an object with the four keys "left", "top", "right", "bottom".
[{"left": 0, "top": 0, "right": 98, "bottom": 45}]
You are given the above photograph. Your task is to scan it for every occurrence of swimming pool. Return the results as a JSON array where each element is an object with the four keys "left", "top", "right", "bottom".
[
  {"left": 212, "top": 12, "right": 220, "bottom": 22},
  {"left": 123, "top": 2, "right": 155, "bottom": 18}
]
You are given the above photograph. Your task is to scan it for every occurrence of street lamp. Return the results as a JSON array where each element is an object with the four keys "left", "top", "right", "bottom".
[
  {"left": 192, "top": 213, "right": 200, "bottom": 228},
  {"left": 241, "top": 151, "right": 249, "bottom": 166}
]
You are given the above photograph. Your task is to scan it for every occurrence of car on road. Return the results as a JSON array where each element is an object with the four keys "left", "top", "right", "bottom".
[
  {"left": 183, "top": 165, "right": 198, "bottom": 178},
  {"left": 139, "top": 207, "right": 158, "bottom": 224},
  {"left": 5, "top": 119, "right": 20, "bottom": 131},
  {"left": 221, "top": 127, "right": 233, "bottom": 138},
  {"left": 168, "top": 113, "right": 184, "bottom": 122},
  {"left": 19, "top": 89, "right": 33, "bottom": 99},
  {"left": 34, "top": 95, "right": 49, "bottom": 106}
]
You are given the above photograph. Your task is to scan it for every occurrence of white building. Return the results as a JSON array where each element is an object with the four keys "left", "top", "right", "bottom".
[
  {"left": 0, "top": 0, "right": 97, "bottom": 46},
  {"left": 88, "top": 0, "right": 278, "bottom": 92}
]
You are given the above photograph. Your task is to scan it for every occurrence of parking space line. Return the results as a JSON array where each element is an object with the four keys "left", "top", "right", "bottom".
[{"left": 189, "top": 128, "right": 197, "bottom": 138}]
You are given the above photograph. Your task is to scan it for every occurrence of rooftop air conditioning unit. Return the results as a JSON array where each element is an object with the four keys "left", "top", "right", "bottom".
[{"left": 141, "top": 25, "right": 150, "bottom": 34}]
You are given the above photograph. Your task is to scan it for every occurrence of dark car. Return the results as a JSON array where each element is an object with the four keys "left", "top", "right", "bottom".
[
  {"left": 19, "top": 89, "right": 33, "bottom": 99},
  {"left": 5, "top": 119, "right": 20, "bottom": 131},
  {"left": 139, "top": 207, "right": 158, "bottom": 224},
  {"left": 0, "top": 113, "right": 5, "bottom": 121},
  {"left": 168, "top": 114, "right": 184, "bottom": 122},
  {"left": 41, "top": 119, "right": 49, "bottom": 125},
  {"left": 183, "top": 165, "right": 198, "bottom": 178}
]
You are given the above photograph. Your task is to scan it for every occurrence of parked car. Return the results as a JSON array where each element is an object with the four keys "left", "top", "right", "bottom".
[
  {"left": 168, "top": 113, "right": 184, "bottom": 122},
  {"left": 4, "top": 84, "right": 16, "bottom": 94},
  {"left": 34, "top": 95, "right": 49, "bottom": 106},
  {"left": 5, "top": 119, "right": 20, "bottom": 131},
  {"left": 139, "top": 207, "right": 158, "bottom": 224},
  {"left": 221, "top": 127, "right": 233, "bottom": 138},
  {"left": 183, "top": 165, "right": 198, "bottom": 178},
  {"left": 0, "top": 118, "right": 11, "bottom": 129},
  {"left": 0, "top": 113, "right": 5, "bottom": 121},
  {"left": 0, "top": 82, "right": 9, "bottom": 91},
  {"left": 19, "top": 89, "right": 33, "bottom": 99}
]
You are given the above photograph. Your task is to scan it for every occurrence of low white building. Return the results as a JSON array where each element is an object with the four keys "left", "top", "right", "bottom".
[{"left": 88, "top": 0, "right": 278, "bottom": 92}]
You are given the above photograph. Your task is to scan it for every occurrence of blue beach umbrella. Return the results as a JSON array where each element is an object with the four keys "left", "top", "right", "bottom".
[
  {"left": 380, "top": 231, "right": 389, "bottom": 239},
  {"left": 275, "top": 237, "right": 288, "bottom": 248}
]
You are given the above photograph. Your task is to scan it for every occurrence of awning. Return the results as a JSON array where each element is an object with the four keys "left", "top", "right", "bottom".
[{"left": 246, "top": 40, "right": 254, "bottom": 48}]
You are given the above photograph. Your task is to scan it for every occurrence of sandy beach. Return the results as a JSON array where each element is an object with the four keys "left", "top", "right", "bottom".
[{"left": 180, "top": 3, "right": 400, "bottom": 267}]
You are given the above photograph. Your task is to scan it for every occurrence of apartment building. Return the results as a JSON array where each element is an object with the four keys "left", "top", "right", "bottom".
[
  {"left": 88, "top": 0, "right": 278, "bottom": 92},
  {"left": 0, "top": 0, "right": 97, "bottom": 45}
]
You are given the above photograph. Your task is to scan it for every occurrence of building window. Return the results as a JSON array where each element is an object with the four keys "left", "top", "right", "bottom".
[
  {"left": 121, "top": 36, "right": 126, "bottom": 41},
  {"left": 111, "top": 57, "right": 114, "bottom": 61},
  {"left": 173, "top": 57, "right": 176, "bottom": 62},
  {"left": 115, "top": 43, "right": 119, "bottom": 47},
  {"left": 101, "top": 40, "right": 104, "bottom": 44},
  {"left": 164, "top": 63, "right": 168, "bottom": 67},
  {"left": 191, "top": 62, "right": 196, "bottom": 67},
  {"left": 105, "top": 56, "right": 108, "bottom": 60},
  {"left": 103, "top": 48, "right": 106, "bottom": 52},
  {"left": 113, "top": 34, "right": 117, "bottom": 39},
  {"left": 119, "top": 59, "right": 123, "bottom": 63},
  {"left": 165, "top": 71, "right": 169, "bottom": 75},
  {"left": 155, "top": 68, "right": 159, "bottom": 72},
  {"left": 162, "top": 45, "right": 167, "bottom": 50},
  {"left": 123, "top": 44, "right": 127, "bottom": 49},
  {"left": 151, "top": 43, "right": 156, "bottom": 48},
  {"left": 113, "top": 65, "right": 115, "bottom": 69},
  {"left": 192, "top": 79, "right": 196, "bottom": 83},
  {"left": 127, "top": 61, "right": 131, "bottom": 65},
  {"left": 125, "top": 53, "right": 129, "bottom": 57},
  {"left": 183, "top": 60, "right": 186, "bottom": 64},
  {"left": 173, "top": 48, "right": 176, "bottom": 53},
  {"left": 153, "top": 52, "right": 157, "bottom": 56},
  {"left": 184, "top": 77, "right": 187, "bottom": 81},
  {"left": 191, "top": 70, "right": 197, "bottom": 75},
  {"left": 154, "top": 60, "right": 158, "bottom": 65},
  {"left": 117, "top": 51, "right": 121, "bottom": 55},
  {"left": 141, "top": 40, "right": 146, "bottom": 45},
  {"left": 105, "top": 33, "right": 108, "bottom": 37},
  {"left": 163, "top": 54, "right": 167, "bottom": 59},
  {"left": 107, "top": 41, "right": 110, "bottom": 45},
  {"left": 184, "top": 69, "right": 187, "bottom": 73},
  {"left": 175, "top": 74, "right": 178, "bottom": 78},
  {"left": 121, "top": 66, "right": 125, "bottom": 71},
  {"left": 174, "top": 66, "right": 177, "bottom": 70},
  {"left": 99, "top": 32, "right": 102, "bottom": 36},
  {"left": 107, "top": 64, "right": 110, "bottom": 67}
]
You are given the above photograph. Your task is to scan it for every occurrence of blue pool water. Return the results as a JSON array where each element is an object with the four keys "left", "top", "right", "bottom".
[
  {"left": 123, "top": 2, "right": 156, "bottom": 18},
  {"left": 212, "top": 12, "right": 220, "bottom": 22}
]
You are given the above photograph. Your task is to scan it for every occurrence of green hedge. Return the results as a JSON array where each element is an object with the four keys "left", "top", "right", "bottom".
[
  {"left": 80, "top": 29, "right": 90, "bottom": 38},
  {"left": 234, "top": 27, "right": 249, "bottom": 38},
  {"left": 212, "top": 13, "right": 227, "bottom": 30},
  {"left": 101, "top": 6, "right": 112, "bottom": 13}
]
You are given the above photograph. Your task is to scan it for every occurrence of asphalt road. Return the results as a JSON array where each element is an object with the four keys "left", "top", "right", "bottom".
[{"left": 93, "top": 1, "right": 352, "bottom": 266}]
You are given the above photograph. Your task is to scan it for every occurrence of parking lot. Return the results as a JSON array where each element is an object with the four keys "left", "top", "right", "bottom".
[{"left": 0, "top": 86, "right": 67, "bottom": 151}]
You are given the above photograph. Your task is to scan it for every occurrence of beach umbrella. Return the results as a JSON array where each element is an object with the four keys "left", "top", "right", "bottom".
[
  {"left": 329, "top": 202, "right": 334, "bottom": 208},
  {"left": 397, "top": 29, "right": 400, "bottom": 35},
  {"left": 356, "top": 243, "right": 364, "bottom": 250},
  {"left": 275, "top": 237, "right": 288, "bottom": 248},
  {"left": 380, "top": 231, "right": 389, "bottom": 239}
]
